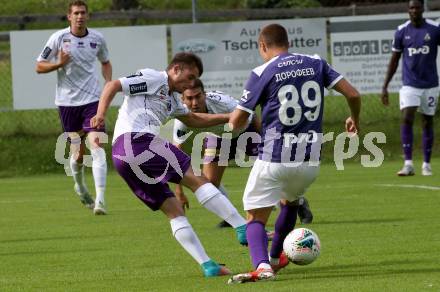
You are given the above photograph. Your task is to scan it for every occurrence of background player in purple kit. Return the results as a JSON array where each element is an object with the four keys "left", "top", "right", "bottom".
[
  {"left": 90, "top": 52, "right": 249, "bottom": 277},
  {"left": 227, "top": 24, "right": 361, "bottom": 283},
  {"left": 36, "top": 0, "right": 112, "bottom": 215},
  {"left": 381, "top": 0, "right": 439, "bottom": 176}
]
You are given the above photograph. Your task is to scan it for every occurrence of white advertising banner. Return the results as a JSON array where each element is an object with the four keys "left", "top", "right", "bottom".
[
  {"left": 10, "top": 25, "right": 168, "bottom": 110},
  {"left": 330, "top": 12, "right": 440, "bottom": 94},
  {"left": 171, "top": 18, "right": 327, "bottom": 98}
]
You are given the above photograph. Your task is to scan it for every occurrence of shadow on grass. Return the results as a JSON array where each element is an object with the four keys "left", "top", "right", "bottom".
[{"left": 278, "top": 258, "right": 440, "bottom": 280}]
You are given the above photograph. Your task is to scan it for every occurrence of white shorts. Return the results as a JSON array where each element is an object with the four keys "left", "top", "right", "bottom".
[
  {"left": 399, "top": 85, "right": 439, "bottom": 115},
  {"left": 242, "top": 159, "right": 319, "bottom": 211}
]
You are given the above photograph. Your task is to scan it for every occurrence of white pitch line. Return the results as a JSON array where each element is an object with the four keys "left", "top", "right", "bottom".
[{"left": 376, "top": 184, "right": 440, "bottom": 191}]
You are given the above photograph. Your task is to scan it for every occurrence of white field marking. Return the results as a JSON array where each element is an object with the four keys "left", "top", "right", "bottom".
[{"left": 376, "top": 184, "right": 440, "bottom": 191}]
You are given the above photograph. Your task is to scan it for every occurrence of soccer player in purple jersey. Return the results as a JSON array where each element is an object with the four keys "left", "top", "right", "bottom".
[
  {"left": 382, "top": 0, "right": 439, "bottom": 176},
  {"left": 36, "top": 1, "right": 112, "bottom": 215},
  {"left": 227, "top": 24, "right": 361, "bottom": 283},
  {"left": 90, "top": 52, "right": 251, "bottom": 277}
]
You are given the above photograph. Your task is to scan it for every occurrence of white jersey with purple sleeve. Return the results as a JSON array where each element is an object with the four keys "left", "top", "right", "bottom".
[
  {"left": 392, "top": 19, "right": 440, "bottom": 88},
  {"left": 37, "top": 27, "right": 109, "bottom": 106},
  {"left": 173, "top": 91, "right": 240, "bottom": 145},
  {"left": 112, "top": 68, "right": 189, "bottom": 143},
  {"left": 237, "top": 52, "right": 342, "bottom": 163}
]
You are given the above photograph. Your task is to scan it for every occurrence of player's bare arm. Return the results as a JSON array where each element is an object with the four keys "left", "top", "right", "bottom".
[
  {"left": 101, "top": 61, "right": 113, "bottom": 84},
  {"left": 177, "top": 112, "right": 229, "bottom": 128},
  {"left": 381, "top": 51, "right": 402, "bottom": 106},
  {"left": 333, "top": 78, "right": 361, "bottom": 134},
  {"left": 90, "top": 79, "right": 122, "bottom": 129},
  {"left": 35, "top": 49, "right": 70, "bottom": 74},
  {"left": 229, "top": 108, "right": 251, "bottom": 132}
]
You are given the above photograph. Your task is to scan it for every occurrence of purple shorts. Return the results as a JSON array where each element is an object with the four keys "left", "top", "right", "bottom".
[
  {"left": 204, "top": 125, "right": 259, "bottom": 163},
  {"left": 58, "top": 101, "right": 105, "bottom": 134},
  {"left": 112, "top": 132, "right": 191, "bottom": 211}
]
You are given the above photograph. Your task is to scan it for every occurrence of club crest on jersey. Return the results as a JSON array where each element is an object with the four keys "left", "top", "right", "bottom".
[
  {"left": 90, "top": 42, "right": 97, "bottom": 49},
  {"left": 424, "top": 33, "right": 431, "bottom": 41}
]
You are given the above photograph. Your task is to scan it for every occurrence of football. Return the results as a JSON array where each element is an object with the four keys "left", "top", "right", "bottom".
[{"left": 283, "top": 228, "right": 321, "bottom": 265}]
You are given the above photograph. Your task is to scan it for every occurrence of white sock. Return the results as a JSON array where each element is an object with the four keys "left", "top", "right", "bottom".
[
  {"left": 257, "top": 263, "right": 272, "bottom": 270},
  {"left": 170, "top": 216, "right": 210, "bottom": 265},
  {"left": 422, "top": 162, "right": 431, "bottom": 168},
  {"left": 70, "top": 157, "right": 87, "bottom": 194},
  {"left": 404, "top": 160, "right": 413, "bottom": 167},
  {"left": 194, "top": 183, "right": 246, "bottom": 228},
  {"left": 91, "top": 148, "right": 107, "bottom": 205},
  {"left": 218, "top": 184, "right": 229, "bottom": 198}
]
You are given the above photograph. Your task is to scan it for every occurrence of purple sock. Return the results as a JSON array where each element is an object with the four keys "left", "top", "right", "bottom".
[
  {"left": 401, "top": 124, "right": 413, "bottom": 160},
  {"left": 422, "top": 127, "right": 434, "bottom": 163},
  {"left": 246, "top": 221, "right": 269, "bottom": 268},
  {"left": 269, "top": 204, "right": 298, "bottom": 259}
]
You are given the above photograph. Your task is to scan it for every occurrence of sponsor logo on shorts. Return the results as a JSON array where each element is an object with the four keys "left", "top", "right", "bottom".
[{"left": 129, "top": 82, "right": 148, "bottom": 94}]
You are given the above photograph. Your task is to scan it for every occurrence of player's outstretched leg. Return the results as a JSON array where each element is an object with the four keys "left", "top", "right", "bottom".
[
  {"left": 398, "top": 110, "right": 415, "bottom": 176},
  {"left": 228, "top": 220, "right": 275, "bottom": 284},
  {"left": 269, "top": 202, "right": 298, "bottom": 273},
  {"left": 165, "top": 199, "right": 231, "bottom": 277},
  {"left": 421, "top": 120, "right": 434, "bottom": 176},
  {"left": 90, "top": 147, "right": 107, "bottom": 215},
  {"left": 71, "top": 156, "right": 94, "bottom": 209}
]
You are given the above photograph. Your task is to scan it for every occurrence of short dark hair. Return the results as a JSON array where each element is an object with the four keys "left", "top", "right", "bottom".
[
  {"left": 168, "top": 52, "right": 203, "bottom": 77},
  {"left": 191, "top": 79, "right": 205, "bottom": 92},
  {"left": 410, "top": 0, "right": 424, "bottom": 5},
  {"left": 68, "top": 0, "right": 88, "bottom": 13},
  {"left": 259, "top": 23, "right": 289, "bottom": 49}
]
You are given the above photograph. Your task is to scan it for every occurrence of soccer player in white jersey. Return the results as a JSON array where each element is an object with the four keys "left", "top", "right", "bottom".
[
  {"left": 36, "top": 0, "right": 112, "bottom": 215},
  {"left": 173, "top": 80, "right": 313, "bottom": 227},
  {"left": 382, "top": 0, "right": 439, "bottom": 176},
  {"left": 90, "top": 52, "right": 250, "bottom": 277},
  {"left": 227, "top": 24, "right": 361, "bottom": 283}
]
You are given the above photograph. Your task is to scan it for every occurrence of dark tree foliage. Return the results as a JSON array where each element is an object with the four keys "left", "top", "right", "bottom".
[{"left": 111, "top": 0, "right": 139, "bottom": 10}]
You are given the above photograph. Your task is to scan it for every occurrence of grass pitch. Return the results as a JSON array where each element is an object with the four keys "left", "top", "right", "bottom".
[{"left": 1, "top": 159, "right": 439, "bottom": 291}]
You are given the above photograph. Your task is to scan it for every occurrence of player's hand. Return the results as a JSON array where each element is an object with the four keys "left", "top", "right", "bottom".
[
  {"left": 90, "top": 114, "right": 105, "bottom": 129},
  {"left": 345, "top": 116, "right": 359, "bottom": 135},
  {"left": 58, "top": 49, "right": 70, "bottom": 67},
  {"left": 380, "top": 88, "right": 389, "bottom": 106}
]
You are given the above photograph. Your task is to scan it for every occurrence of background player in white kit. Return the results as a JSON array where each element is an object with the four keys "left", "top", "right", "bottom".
[
  {"left": 36, "top": 0, "right": 112, "bottom": 215},
  {"left": 90, "top": 52, "right": 249, "bottom": 277},
  {"left": 228, "top": 24, "right": 361, "bottom": 283},
  {"left": 381, "top": 0, "right": 439, "bottom": 176},
  {"left": 173, "top": 80, "right": 313, "bottom": 227}
]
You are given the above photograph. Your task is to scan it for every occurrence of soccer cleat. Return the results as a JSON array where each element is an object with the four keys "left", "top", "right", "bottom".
[
  {"left": 74, "top": 184, "right": 94, "bottom": 209},
  {"left": 235, "top": 224, "right": 248, "bottom": 246},
  {"left": 93, "top": 201, "right": 107, "bottom": 215},
  {"left": 298, "top": 198, "right": 313, "bottom": 224},
  {"left": 216, "top": 220, "right": 232, "bottom": 228},
  {"left": 422, "top": 164, "right": 433, "bottom": 176},
  {"left": 227, "top": 268, "right": 275, "bottom": 284},
  {"left": 202, "top": 260, "right": 232, "bottom": 277},
  {"left": 397, "top": 165, "right": 415, "bottom": 176},
  {"left": 271, "top": 251, "right": 289, "bottom": 273}
]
